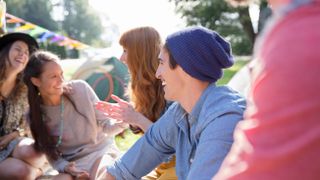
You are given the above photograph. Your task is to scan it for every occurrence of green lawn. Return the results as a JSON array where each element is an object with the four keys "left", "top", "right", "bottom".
[
  {"left": 216, "top": 58, "right": 249, "bottom": 85},
  {"left": 115, "top": 130, "right": 142, "bottom": 152}
]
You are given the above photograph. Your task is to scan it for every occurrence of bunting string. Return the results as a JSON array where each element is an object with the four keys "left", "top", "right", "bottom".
[{"left": 5, "top": 13, "right": 90, "bottom": 50}]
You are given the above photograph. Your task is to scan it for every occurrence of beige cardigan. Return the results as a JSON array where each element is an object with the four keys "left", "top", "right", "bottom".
[{"left": 41, "top": 80, "right": 125, "bottom": 172}]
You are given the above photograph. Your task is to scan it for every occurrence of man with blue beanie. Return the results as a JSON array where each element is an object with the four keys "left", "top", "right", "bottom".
[{"left": 104, "top": 26, "right": 246, "bottom": 180}]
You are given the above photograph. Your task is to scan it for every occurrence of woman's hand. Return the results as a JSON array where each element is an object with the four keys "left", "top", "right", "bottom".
[
  {"left": 0, "top": 131, "right": 19, "bottom": 150},
  {"left": 114, "top": 121, "right": 130, "bottom": 130},
  {"left": 96, "top": 95, "right": 137, "bottom": 123},
  {"left": 64, "top": 162, "right": 90, "bottom": 179},
  {"left": 96, "top": 95, "right": 152, "bottom": 131}
]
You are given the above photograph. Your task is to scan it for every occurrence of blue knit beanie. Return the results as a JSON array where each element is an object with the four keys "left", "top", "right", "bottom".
[{"left": 165, "top": 26, "right": 234, "bottom": 83}]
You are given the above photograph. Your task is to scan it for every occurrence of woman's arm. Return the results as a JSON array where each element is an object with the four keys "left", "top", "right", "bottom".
[
  {"left": 0, "top": 131, "right": 19, "bottom": 150},
  {"left": 98, "top": 119, "right": 128, "bottom": 136}
]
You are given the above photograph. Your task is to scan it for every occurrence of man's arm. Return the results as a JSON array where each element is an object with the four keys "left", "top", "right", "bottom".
[{"left": 106, "top": 106, "right": 178, "bottom": 179}]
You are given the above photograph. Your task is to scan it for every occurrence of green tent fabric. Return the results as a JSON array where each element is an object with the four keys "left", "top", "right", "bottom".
[{"left": 72, "top": 56, "right": 129, "bottom": 102}]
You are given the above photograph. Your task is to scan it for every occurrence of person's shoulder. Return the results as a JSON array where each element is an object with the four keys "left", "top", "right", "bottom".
[
  {"left": 196, "top": 85, "right": 246, "bottom": 129},
  {"left": 208, "top": 85, "right": 244, "bottom": 101},
  {"left": 66, "top": 79, "right": 89, "bottom": 89},
  {"left": 166, "top": 101, "right": 183, "bottom": 114},
  {"left": 64, "top": 80, "right": 93, "bottom": 98},
  {"left": 159, "top": 101, "right": 184, "bottom": 122},
  {"left": 203, "top": 85, "right": 246, "bottom": 114}
]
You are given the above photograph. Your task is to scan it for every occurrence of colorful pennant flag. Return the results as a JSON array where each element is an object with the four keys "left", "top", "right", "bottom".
[{"left": 5, "top": 13, "right": 90, "bottom": 50}]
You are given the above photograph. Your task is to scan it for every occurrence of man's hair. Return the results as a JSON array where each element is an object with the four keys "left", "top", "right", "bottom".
[{"left": 164, "top": 44, "right": 178, "bottom": 69}]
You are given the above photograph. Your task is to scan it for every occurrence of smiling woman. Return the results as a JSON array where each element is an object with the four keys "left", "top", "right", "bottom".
[
  {"left": 0, "top": 32, "right": 47, "bottom": 180},
  {"left": 24, "top": 51, "right": 128, "bottom": 179}
]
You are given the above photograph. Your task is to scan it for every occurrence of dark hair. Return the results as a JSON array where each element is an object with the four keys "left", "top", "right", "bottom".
[
  {"left": 0, "top": 42, "right": 13, "bottom": 81},
  {"left": 23, "top": 51, "right": 61, "bottom": 160},
  {"left": 164, "top": 43, "right": 178, "bottom": 69}
]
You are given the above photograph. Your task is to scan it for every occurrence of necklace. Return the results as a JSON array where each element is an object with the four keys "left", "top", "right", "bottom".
[{"left": 56, "top": 96, "right": 64, "bottom": 147}]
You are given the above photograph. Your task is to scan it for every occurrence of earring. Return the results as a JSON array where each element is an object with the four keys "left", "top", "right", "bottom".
[{"left": 38, "top": 92, "right": 41, "bottom": 96}]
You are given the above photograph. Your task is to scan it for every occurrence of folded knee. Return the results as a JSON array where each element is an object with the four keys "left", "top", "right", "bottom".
[
  {"left": 10, "top": 163, "right": 33, "bottom": 180},
  {"left": 13, "top": 141, "right": 42, "bottom": 159}
]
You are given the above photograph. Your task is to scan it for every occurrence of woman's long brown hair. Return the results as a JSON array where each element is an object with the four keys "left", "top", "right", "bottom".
[{"left": 119, "top": 27, "right": 166, "bottom": 133}]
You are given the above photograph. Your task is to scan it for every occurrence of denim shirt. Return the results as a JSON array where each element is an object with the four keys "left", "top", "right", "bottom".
[{"left": 107, "top": 84, "right": 246, "bottom": 180}]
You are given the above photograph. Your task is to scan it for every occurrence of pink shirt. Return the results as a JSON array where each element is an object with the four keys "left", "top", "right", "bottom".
[{"left": 214, "top": 1, "right": 320, "bottom": 180}]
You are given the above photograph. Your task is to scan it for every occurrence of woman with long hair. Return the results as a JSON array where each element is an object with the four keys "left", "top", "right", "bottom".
[
  {"left": 0, "top": 33, "right": 46, "bottom": 179},
  {"left": 24, "top": 51, "right": 128, "bottom": 179},
  {"left": 96, "top": 26, "right": 177, "bottom": 180}
]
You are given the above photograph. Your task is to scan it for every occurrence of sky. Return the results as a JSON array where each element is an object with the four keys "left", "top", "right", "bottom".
[{"left": 88, "top": 0, "right": 186, "bottom": 56}]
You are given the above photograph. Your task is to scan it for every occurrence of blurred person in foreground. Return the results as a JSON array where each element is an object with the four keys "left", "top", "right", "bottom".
[
  {"left": 214, "top": 0, "right": 320, "bottom": 179},
  {"left": 103, "top": 26, "right": 246, "bottom": 180}
]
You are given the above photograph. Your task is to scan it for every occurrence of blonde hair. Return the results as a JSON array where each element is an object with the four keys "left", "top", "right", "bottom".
[{"left": 119, "top": 27, "right": 165, "bottom": 132}]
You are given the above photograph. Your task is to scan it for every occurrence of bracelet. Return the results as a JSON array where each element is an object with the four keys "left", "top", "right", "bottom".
[{"left": 13, "top": 128, "right": 25, "bottom": 137}]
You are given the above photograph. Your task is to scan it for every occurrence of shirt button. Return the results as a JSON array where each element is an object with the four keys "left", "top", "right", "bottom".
[{"left": 190, "top": 158, "right": 194, "bottom": 163}]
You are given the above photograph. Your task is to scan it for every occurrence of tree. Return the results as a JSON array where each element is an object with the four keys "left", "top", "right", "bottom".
[
  {"left": 62, "top": 0, "right": 104, "bottom": 46},
  {"left": 6, "top": 0, "right": 58, "bottom": 31},
  {"left": 170, "top": 0, "right": 258, "bottom": 55}
]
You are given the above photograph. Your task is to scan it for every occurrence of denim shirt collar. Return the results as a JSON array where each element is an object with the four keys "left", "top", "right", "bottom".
[{"left": 175, "top": 83, "right": 216, "bottom": 126}]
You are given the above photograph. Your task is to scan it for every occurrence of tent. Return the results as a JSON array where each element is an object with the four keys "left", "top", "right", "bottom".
[{"left": 72, "top": 56, "right": 129, "bottom": 102}]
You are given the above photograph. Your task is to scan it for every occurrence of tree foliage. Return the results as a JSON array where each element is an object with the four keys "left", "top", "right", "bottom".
[
  {"left": 62, "top": 0, "right": 103, "bottom": 46},
  {"left": 170, "top": 0, "right": 256, "bottom": 55},
  {"left": 6, "top": 0, "right": 58, "bottom": 31}
]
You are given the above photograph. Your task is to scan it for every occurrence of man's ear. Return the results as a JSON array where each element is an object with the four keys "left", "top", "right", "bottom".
[{"left": 31, "top": 77, "right": 41, "bottom": 87}]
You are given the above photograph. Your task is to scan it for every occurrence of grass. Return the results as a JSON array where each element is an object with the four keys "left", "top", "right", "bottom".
[
  {"left": 115, "top": 130, "right": 142, "bottom": 152},
  {"left": 217, "top": 58, "right": 249, "bottom": 85}
]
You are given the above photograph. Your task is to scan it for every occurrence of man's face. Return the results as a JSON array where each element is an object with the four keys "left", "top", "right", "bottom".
[{"left": 156, "top": 47, "right": 185, "bottom": 101}]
